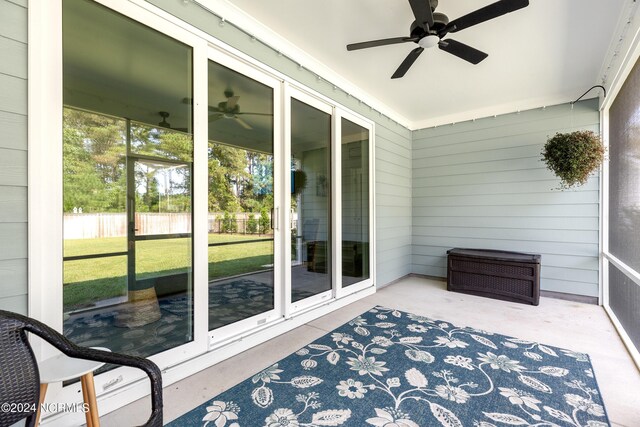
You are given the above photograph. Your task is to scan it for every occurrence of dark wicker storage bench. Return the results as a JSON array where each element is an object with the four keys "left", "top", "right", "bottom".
[{"left": 447, "top": 248, "right": 541, "bottom": 305}]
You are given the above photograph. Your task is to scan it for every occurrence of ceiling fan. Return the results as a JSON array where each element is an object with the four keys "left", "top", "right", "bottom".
[
  {"left": 183, "top": 88, "right": 272, "bottom": 130},
  {"left": 347, "top": 0, "right": 530, "bottom": 79},
  {"left": 157, "top": 111, "right": 189, "bottom": 133}
]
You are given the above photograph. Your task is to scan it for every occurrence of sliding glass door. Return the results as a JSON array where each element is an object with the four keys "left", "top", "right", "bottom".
[
  {"left": 54, "top": 0, "right": 374, "bottom": 406},
  {"left": 341, "top": 117, "right": 372, "bottom": 289},
  {"left": 61, "top": 0, "right": 206, "bottom": 380},
  {"left": 287, "top": 91, "right": 334, "bottom": 311},
  {"left": 206, "top": 49, "right": 282, "bottom": 341}
]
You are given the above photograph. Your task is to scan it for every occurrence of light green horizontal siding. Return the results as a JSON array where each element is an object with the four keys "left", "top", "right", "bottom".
[
  {"left": 0, "top": 36, "right": 27, "bottom": 78},
  {"left": 6, "top": 0, "right": 27, "bottom": 7},
  {"left": 0, "top": 259, "right": 27, "bottom": 297},
  {"left": 0, "top": 186, "right": 27, "bottom": 222},
  {"left": 375, "top": 127, "right": 413, "bottom": 286},
  {"left": 0, "top": 223, "right": 27, "bottom": 260},
  {"left": 0, "top": 1, "right": 27, "bottom": 43},
  {"left": 412, "top": 99, "right": 601, "bottom": 297},
  {"left": 0, "top": 73, "right": 26, "bottom": 115},
  {"left": 413, "top": 216, "right": 599, "bottom": 231},
  {"left": 0, "top": 294, "right": 27, "bottom": 314},
  {"left": 0, "top": 0, "right": 27, "bottom": 314},
  {"left": 0, "top": 149, "right": 27, "bottom": 186},
  {"left": 0, "top": 110, "right": 27, "bottom": 150}
]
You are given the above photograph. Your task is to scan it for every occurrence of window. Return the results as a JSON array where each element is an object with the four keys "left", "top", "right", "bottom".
[{"left": 62, "top": 0, "right": 194, "bottom": 359}]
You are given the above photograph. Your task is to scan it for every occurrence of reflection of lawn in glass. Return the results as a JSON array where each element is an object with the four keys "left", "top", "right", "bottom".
[{"left": 63, "top": 234, "right": 274, "bottom": 311}]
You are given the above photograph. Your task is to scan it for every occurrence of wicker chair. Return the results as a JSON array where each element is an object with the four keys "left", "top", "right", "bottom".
[{"left": 0, "top": 310, "right": 163, "bottom": 427}]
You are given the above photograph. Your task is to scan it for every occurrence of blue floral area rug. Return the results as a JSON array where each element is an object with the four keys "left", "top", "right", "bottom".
[{"left": 169, "top": 306, "right": 610, "bottom": 427}]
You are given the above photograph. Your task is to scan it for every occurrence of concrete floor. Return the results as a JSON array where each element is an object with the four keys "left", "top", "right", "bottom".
[{"left": 102, "top": 276, "right": 640, "bottom": 427}]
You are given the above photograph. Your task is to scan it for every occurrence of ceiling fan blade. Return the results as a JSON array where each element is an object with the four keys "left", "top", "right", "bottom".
[
  {"left": 408, "top": 0, "right": 434, "bottom": 30},
  {"left": 226, "top": 95, "right": 240, "bottom": 110},
  {"left": 235, "top": 117, "right": 253, "bottom": 130},
  {"left": 347, "top": 37, "right": 417, "bottom": 51},
  {"left": 391, "top": 47, "right": 424, "bottom": 79},
  {"left": 438, "top": 39, "right": 488, "bottom": 64},
  {"left": 444, "top": 0, "right": 529, "bottom": 34}
]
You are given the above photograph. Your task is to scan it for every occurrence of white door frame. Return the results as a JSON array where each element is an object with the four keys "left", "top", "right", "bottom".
[
  {"left": 29, "top": 0, "right": 210, "bottom": 410},
  {"left": 285, "top": 86, "right": 336, "bottom": 315},
  {"left": 335, "top": 108, "right": 376, "bottom": 298},
  {"left": 206, "top": 44, "right": 285, "bottom": 346}
]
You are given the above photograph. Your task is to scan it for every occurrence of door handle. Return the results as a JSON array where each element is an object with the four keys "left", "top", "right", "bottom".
[{"left": 271, "top": 207, "right": 279, "bottom": 230}]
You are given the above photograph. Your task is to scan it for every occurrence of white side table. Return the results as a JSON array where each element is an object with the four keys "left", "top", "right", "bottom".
[{"left": 35, "top": 347, "right": 109, "bottom": 427}]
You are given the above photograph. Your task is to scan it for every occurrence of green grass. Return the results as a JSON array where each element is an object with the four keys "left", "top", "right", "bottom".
[{"left": 63, "top": 233, "right": 274, "bottom": 311}]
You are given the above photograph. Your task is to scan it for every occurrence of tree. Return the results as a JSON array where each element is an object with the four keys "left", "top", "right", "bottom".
[
  {"left": 260, "top": 208, "right": 271, "bottom": 234},
  {"left": 247, "top": 214, "right": 258, "bottom": 234},
  {"left": 221, "top": 211, "right": 237, "bottom": 233},
  {"left": 63, "top": 109, "right": 126, "bottom": 212}
]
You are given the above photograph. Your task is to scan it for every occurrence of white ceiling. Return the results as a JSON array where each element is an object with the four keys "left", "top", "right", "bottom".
[{"left": 227, "top": 0, "right": 626, "bottom": 128}]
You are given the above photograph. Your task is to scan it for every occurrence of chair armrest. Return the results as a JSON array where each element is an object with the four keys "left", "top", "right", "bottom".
[{"left": 21, "top": 314, "right": 162, "bottom": 427}]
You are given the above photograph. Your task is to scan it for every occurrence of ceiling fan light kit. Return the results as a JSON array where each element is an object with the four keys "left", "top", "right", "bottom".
[
  {"left": 347, "top": 0, "right": 530, "bottom": 78},
  {"left": 418, "top": 35, "right": 440, "bottom": 49}
]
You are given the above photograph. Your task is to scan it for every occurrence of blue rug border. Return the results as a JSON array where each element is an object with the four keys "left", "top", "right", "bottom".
[
  {"left": 169, "top": 304, "right": 611, "bottom": 426},
  {"left": 584, "top": 352, "right": 611, "bottom": 424}
]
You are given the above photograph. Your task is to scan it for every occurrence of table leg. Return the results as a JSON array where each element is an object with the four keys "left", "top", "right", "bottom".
[
  {"left": 34, "top": 383, "right": 48, "bottom": 426},
  {"left": 80, "top": 376, "right": 92, "bottom": 427},
  {"left": 81, "top": 373, "right": 100, "bottom": 427}
]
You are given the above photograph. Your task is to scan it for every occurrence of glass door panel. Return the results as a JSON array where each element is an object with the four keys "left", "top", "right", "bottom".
[
  {"left": 341, "top": 118, "right": 370, "bottom": 287},
  {"left": 291, "top": 98, "right": 332, "bottom": 303},
  {"left": 207, "top": 59, "right": 276, "bottom": 331},
  {"left": 62, "top": 0, "right": 195, "bottom": 361},
  {"left": 125, "top": 160, "right": 193, "bottom": 352}
]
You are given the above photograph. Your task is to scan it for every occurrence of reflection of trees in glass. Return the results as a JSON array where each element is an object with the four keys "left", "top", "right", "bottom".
[
  {"left": 63, "top": 108, "right": 126, "bottom": 213},
  {"left": 131, "top": 122, "right": 193, "bottom": 162},
  {"left": 260, "top": 208, "right": 270, "bottom": 233},
  {"left": 64, "top": 108, "right": 273, "bottom": 215},
  {"left": 208, "top": 142, "right": 273, "bottom": 214},
  {"left": 134, "top": 164, "right": 160, "bottom": 213},
  {"left": 64, "top": 108, "right": 194, "bottom": 214},
  {"left": 247, "top": 215, "right": 258, "bottom": 234}
]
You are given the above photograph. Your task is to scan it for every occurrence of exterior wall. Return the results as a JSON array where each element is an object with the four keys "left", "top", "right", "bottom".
[
  {"left": 412, "top": 99, "right": 601, "bottom": 297},
  {"left": 0, "top": 0, "right": 28, "bottom": 314},
  {"left": 147, "top": 0, "right": 414, "bottom": 287},
  {"left": 375, "top": 125, "right": 412, "bottom": 285}
]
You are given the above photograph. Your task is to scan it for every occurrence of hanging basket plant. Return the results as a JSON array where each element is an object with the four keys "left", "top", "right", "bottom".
[
  {"left": 541, "top": 130, "right": 605, "bottom": 189},
  {"left": 292, "top": 169, "right": 307, "bottom": 196}
]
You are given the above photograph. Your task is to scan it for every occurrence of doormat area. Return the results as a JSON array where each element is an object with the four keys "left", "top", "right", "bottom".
[{"left": 169, "top": 306, "right": 610, "bottom": 427}]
